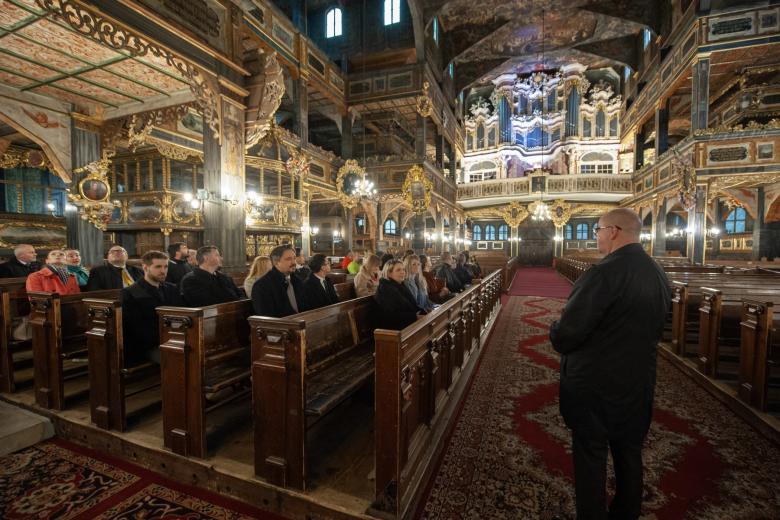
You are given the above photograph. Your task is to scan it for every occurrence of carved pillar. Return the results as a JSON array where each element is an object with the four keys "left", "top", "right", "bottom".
[
  {"left": 415, "top": 114, "right": 427, "bottom": 158},
  {"left": 67, "top": 126, "right": 104, "bottom": 266},
  {"left": 448, "top": 142, "right": 457, "bottom": 181},
  {"left": 652, "top": 199, "right": 667, "bottom": 256},
  {"left": 343, "top": 207, "right": 352, "bottom": 251},
  {"left": 498, "top": 95, "right": 512, "bottom": 143},
  {"left": 302, "top": 190, "right": 311, "bottom": 257},
  {"left": 634, "top": 127, "right": 645, "bottom": 171},
  {"left": 710, "top": 200, "right": 722, "bottom": 259},
  {"left": 691, "top": 56, "right": 711, "bottom": 133},
  {"left": 687, "top": 186, "right": 707, "bottom": 264},
  {"left": 294, "top": 77, "right": 309, "bottom": 146},
  {"left": 435, "top": 130, "right": 444, "bottom": 169},
  {"left": 412, "top": 214, "right": 425, "bottom": 253},
  {"left": 753, "top": 187, "right": 769, "bottom": 261},
  {"left": 655, "top": 100, "right": 669, "bottom": 157},
  {"left": 341, "top": 112, "right": 353, "bottom": 159},
  {"left": 202, "top": 95, "right": 246, "bottom": 269}
]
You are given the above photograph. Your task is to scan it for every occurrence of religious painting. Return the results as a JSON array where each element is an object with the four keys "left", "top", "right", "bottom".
[
  {"left": 402, "top": 165, "right": 433, "bottom": 215},
  {"left": 172, "top": 198, "right": 197, "bottom": 223},
  {"left": 254, "top": 203, "right": 276, "bottom": 222},
  {"left": 128, "top": 199, "right": 162, "bottom": 223},
  {"left": 0, "top": 223, "right": 66, "bottom": 249},
  {"left": 531, "top": 175, "right": 546, "bottom": 193},
  {"left": 79, "top": 178, "right": 109, "bottom": 202},
  {"left": 287, "top": 206, "right": 301, "bottom": 226}
]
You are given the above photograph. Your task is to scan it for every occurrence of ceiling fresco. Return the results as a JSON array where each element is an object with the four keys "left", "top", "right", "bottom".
[
  {"left": 0, "top": 0, "right": 189, "bottom": 114},
  {"left": 428, "top": 0, "right": 660, "bottom": 91}
]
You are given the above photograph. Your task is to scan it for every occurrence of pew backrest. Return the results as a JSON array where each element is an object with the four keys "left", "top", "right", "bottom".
[{"left": 0, "top": 278, "right": 30, "bottom": 392}]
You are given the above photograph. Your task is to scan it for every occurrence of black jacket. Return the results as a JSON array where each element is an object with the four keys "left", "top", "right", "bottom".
[
  {"left": 435, "top": 264, "right": 464, "bottom": 293},
  {"left": 86, "top": 263, "right": 143, "bottom": 291},
  {"left": 454, "top": 265, "right": 473, "bottom": 285},
  {"left": 180, "top": 267, "right": 241, "bottom": 307},
  {"left": 251, "top": 266, "right": 305, "bottom": 318},
  {"left": 121, "top": 279, "right": 182, "bottom": 366},
  {"left": 293, "top": 265, "right": 312, "bottom": 283},
  {"left": 165, "top": 258, "right": 193, "bottom": 286},
  {"left": 374, "top": 277, "right": 424, "bottom": 330},
  {"left": 302, "top": 273, "right": 338, "bottom": 310},
  {"left": 0, "top": 257, "right": 41, "bottom": 278},
  {"left": 549, "top": 243, "right": 671, "bottom": 438}
]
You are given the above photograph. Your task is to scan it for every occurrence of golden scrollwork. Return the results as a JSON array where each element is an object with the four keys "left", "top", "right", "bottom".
[
  {"left": 415, "top": 81, "right": 433, "bottom": 118},
  {"left": 148, "top": 136, "right": 203, "bottom": 162},
  {"left": 500, "top": 201, "right": 529, "bottom": 228},
  {"left": 402, "top": 164, "right": 433, "bottom": 215},
  {"left": 336, "top": 159, "right": 368, "bottom": 209},
  {"left": 693, "top": 118, "right": 780, "bottom": 136},
  {"left": 285, "top": 148, "right": 310, "bottom": 180},
  {"left": 549, "top": 199, "right": 573, "bottom": 227},
  {"left": 707, "top": 172, "right": 780, "bottom": 203},
  {"left": 68, "top": 153, "right": 120, "bottom": 231},
  {"left": 0, "top": 147, "right": 52, "bottom": 170}
]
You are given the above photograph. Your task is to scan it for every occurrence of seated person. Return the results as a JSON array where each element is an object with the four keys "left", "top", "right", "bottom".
[
  {"left": 403, "top": 254, "right": 432, "bottom": 312},
  {"left": 303, "top": 253, "right": 338, "bottom": 310},
  {"left": 64, "top": 248, "right": 89, "bottom": 289},
  {"left": 463, "top": 251, "right": 482, "bottom": 278},
  {"left": 420, "top": 254, "right": 451, "bottom": 303},
  {"left": 86, "top": 245, "right": 143, "bottom": 290},
  {"left": 122, "top": 250, "right": 182, "bottom": 365},
  {"left": 26, "top": 249, "right": 80, "bottom": 295},
  {"left": 180, "top": 246, "right": 241, "bottom": 307},
  {"left": 252, "top": 244, "right": 305, "bottom": 317},
  {"left": 347, "top": 252, "right": 362, "bottom": 275},
  {"left": 374, "top": 259, "right": 426, "bottom": 330},
  {"left": 293, "top": 248, "right": 311, "bottom": 282},
  {"left": 339, "top": 250, "right": 353, "bottom": 270},
  {"left": 380, "top": 253, "right": 395, "bottom": 270},
  {"left": 354, "top": 254, "right": 381, "bottom": 297},
  {"left": 0, "top": 244, "right": 41, "bottom": 278},
  {"left": 165, "top": 242, "right": 193, "bottom": 286},
  {"left": 244, "top": 256, "right": 271, "bottom": 296},
  {"left": 454, "top": 252, "right": 474, "bottom": 285},
  {"left": 435, "top": 252, "right": 464, "bottom": 293}
]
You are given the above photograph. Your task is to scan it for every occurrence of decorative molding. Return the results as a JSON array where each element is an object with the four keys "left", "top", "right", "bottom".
[
  {"left": 402, "top": 164, "right": 433, "bottom": 215},
  {"left": 245, "top": 50, "right": 285, "bottom": 149},
  {"left": 415, "top": 81, "right": 433, "bottom": 118},
  {"left": 0, "top": 147, "right": 52, "bottom": 170},
  {"left": 499, "top": 201, "right": 528, "bottom": 227}
]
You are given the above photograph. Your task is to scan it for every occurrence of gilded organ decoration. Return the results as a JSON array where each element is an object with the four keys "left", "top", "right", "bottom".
[
  {"left": 245, "top": 50, "right": 285, "bottom": 149},
  {"left": 402, "top": 165, "right": 433, "bottom": 215}
]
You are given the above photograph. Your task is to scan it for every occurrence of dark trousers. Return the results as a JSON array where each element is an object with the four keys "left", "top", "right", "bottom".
[{"left": 572, "top": 431, "right": 645, "bottom": 520}]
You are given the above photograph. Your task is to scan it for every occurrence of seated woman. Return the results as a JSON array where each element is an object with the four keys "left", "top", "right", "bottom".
[
  {"left": 374, "top": 259, "right": 426, "bottom": 330},
  {"left": 420, "top": 254, "right": 450, "bottom": 303},
  {"left": 244, "top": 256, "right": 271, "bottom": 296},
  {"left": 354, "top": 254, "right": 381, "bottom": 297},
  {"left": 454, "top": 252, "right": 474, "bottom": 286},
  {"left": 403, "top": 254, "right": 432, "bottom": 312}
]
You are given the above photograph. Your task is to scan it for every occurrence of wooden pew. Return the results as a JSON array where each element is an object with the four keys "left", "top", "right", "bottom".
[
  {"left": 0, "top": 278, "right": 31, "bottom": 393},
  {"left": 373, "top": 269, "right": 503, "bottom": 517},
  {"left": 157, "top": 300, "right": 254, "bottom": 458},
  {"left": 28, "top": 289, "right": 120, "bottom": 410},
  {"left": 85, "top": 297, "right": 161, "bottom": 431},
  {"left": 250, "top": 296, "right": 376, "bottom": 490},
  {"left": 333, "top": 281, "right": 356, "bottom": 302},
  {"left": 739, "top": 299, "right": 779, "bottom": 411}
]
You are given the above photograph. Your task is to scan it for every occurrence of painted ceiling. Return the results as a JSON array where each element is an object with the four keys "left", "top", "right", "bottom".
[
  {"left": 425, "top": 0, "right": 661, "bottom": 90},
  {"left": 0, "top": 0, "right": 190, "bottom": 115}
]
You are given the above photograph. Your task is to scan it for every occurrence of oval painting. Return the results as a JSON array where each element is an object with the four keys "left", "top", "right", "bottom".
[{"left": 128, "top": 199, "right": 162, "bottom": 223}]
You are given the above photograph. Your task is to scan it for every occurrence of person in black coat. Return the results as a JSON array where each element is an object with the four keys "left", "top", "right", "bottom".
[
  {"left": 251, "top": 244, "right": 305, "bottom": 318},
  {"left": 121, "top": 251, "right": 182, "bottom": 366},
  {"left": 454, "top": 252, "right": 474, "bottom": 285},
  {"left": 374, "top": 259, "right": 426, "bottom": 330},
  {"left": 165, "top": 242, "right": 193, "bottom": 286},
  {"left": 86, "top": 245, "right": 143, "bottom": 291},
  {"left": 435, "top": 252, "right": 464, "bottom": 293},
  {"left": 180, "top": 246, "right": 241, "bottom": 307},
  {"left": 292, "top": 248, "right": 311, "bottom": 282},
  {"left": 303, "top": 253, "right": 338, "bottom": 310},
  {"left": 0, "top": 244, "right": 41, "bottom": 278},
  {"left": 549, "top": 209, "right": 671, "bottom": 520}
]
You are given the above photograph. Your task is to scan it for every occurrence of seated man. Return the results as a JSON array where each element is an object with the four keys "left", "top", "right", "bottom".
[
  {"left": 165, "top": 242, "right": 193, "bottom": 286},
  {"left": 435, "top": 252, "right": 464, "bottom": 293},
  {"left": 252, "top": 244, "right": 304, "bottom": 317},
  {"left": 25, "top": 249, "right": 80, "bottom": 295},
  {"left": 180, "top": 246, "right": 241, "bottom": 307},
  {"left": 86, "top": 245, "right": 143, "bottom": 290},
  {"left": 64, "top": 248, "right": 89, "bottom": 289},
  {"left": 293, "top": 248, "right": 311, "bottom": 282},
  {"left": 121, "top": 250, "right": 182, "bottom": 365},
  {"left": 303, "top": 253, "right": 338, "bottom": 310},
  {"left": 0, "top": 244, "right": 41, "bottom": 278}
]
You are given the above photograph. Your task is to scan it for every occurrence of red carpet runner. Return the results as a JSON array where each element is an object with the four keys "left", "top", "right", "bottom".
[
  {"left": 509, "top": 267, "right": 572, "bottom": 298},
  {"left": 418, "top": 296, "right": 780, "bottom": 519},
  {"left": 0, "top": 437, "right": 283, "bottom": 519}
]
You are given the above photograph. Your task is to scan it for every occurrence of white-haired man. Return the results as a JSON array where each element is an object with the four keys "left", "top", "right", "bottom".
[{"left": 0, "top": 244, "right": 41, "bottom": 278}]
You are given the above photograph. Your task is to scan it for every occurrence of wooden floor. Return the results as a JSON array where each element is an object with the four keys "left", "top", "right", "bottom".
[{"left": 0, "top": 378, "right": 379, "bottom": 520}]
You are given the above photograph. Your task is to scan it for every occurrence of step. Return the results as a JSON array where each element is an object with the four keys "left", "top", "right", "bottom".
[{"left": 0, "top": 400, "right": 54, "bottom": 457}]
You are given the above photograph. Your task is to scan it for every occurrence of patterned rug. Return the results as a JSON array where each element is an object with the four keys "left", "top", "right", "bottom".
[
  {"left": 508, "top": 268, "right": 572, "bottom": 298},
  {"left": 419, "top": 296, "right": 780, "bottom": 519},
  {"left": 0, "top": 438, "right": 283, "bottom": 520}
]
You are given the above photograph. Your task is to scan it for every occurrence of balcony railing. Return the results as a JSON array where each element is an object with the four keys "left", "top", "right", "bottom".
[{"left": 457, "top": 174, "right": 633, "bottom": 202}]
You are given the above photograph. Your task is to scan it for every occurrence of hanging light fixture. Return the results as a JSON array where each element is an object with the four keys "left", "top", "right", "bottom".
[
  {"left": 350, "top": 177, "right": 377, "bottom": 198},
  {"left": 530, "top": 8, "right": 551, "bottom": 222}
]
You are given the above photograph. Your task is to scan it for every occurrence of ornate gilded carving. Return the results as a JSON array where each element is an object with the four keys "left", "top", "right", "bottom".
[
  {"left": 672, "top": 149, "right": 697, "bottom": 211},
  {"left": 402, "top": 164, "right": 433, "bottom": 215},
  {"left": 336, "top": 159, "right": 368, "bottom": 209},
  {"left": 148, "top": 136, "right": 203, "bottom": 162},
  {"left": 500, "top": 201, "right": 528, "bottom": 228},
  {"left": 415, "top": 81, "right": 433, "bottom": 118},
  {"left": 68, "top": 152, "right": 120, "bottom": 231},
  {"left": 549, "top": 199, "right": 573, "bottom": 227},
  {"left": 694, "top": 118, "right": 780, "bottom": 136},
  {"left": 707, "top": 172, "right": 780, "bottom": 202},
  {"left": 0, "top": 147, "right": 52, "bottom": 170},
  {"left": 245, "top": 50, "right": 285, "bottom": 149},
  {"left": 285, "top": 148, "right": 310, "bottom": 180}
]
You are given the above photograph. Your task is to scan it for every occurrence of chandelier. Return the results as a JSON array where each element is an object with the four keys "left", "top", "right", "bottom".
[
  {"left": 350, "top": 177, "right": 377, "bottom": 198},
  {"left": 530, "top": 199, "right": 551, "bottom": 221}
]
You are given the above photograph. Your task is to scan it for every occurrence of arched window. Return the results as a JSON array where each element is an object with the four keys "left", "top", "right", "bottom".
[
  {"left": 383, "top": 218, "right": 397, "bottom": 235},
  {"left": 485, "top": 225, "right": 497, "bottom": 240},
  {"left": 384, "top": 0, "right": 400, "bottom": 25},
  {"left": 564, "top": 224, "right": 573, "bottom": 240},
  {"left": 432, "top": 17, "right": 439, "bottom": 44},
  {"left": 576, "top": 223, "right": 588, "bottom": 240},
  {"left": 326, "top": 8, "right": 342, "bottom": 38},
  {"left": 725, "top": 207, "right": 747, "bottom": 234},
  {"left": 473, "top": 224, "right": 482, "bottom": 241},
  {"left": 498, "top": 224, "right": 508, "bottom": 240}
]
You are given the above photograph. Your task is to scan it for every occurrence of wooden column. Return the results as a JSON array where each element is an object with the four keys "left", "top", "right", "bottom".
[
  {"left": 691, "top": 56, "right": 710, "bottom": 133},
  {"left": 66, "top": 126, "right": 104, "bottom": 265}
]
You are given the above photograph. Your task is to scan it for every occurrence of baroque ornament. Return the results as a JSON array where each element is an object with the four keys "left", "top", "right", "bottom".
[
  {"left": 672, "top": 149, "right": 697, "bottom": 210},
  {"left": 500, "top": 201, "right": 528, "bottom": 228},
  {"left": 549, "top": 199, "right": 573, "bottom": 227},
  {"left": 336, "top": 159, "right": 369, "bottom": 209},
  {"left": 402, "top": 165, "right": 433, "bottom": 215},
  {"left": 67, "top": 152, "right": 120, "bottom": 231},
  {"left": 415, "top": 81, "right": 433, "bottom": 118},
  {"left": 285, "top": 149, "right": 310, "bottom": 180},
  {"left": 246, "top": 50, "right": 285, "bottom": 149}
]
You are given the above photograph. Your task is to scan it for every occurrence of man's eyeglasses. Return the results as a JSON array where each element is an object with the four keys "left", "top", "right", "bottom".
[{"left": 593, "top": 225, "right": 621, "bottom": 238}]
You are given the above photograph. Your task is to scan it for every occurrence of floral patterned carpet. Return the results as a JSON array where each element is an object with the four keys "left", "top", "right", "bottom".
[
  {"left": 418, "top": 296, "right": 780, "bottom": 519},
  {"left": 0, "top": 437, "right": 283, "bottom": 520}
]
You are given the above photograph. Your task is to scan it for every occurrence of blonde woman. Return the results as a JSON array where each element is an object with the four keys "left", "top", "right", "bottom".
[
  {"left": 244, "top": 256, "right": 271, "bottom": 296},
  {"left": 403, "top": 254, "right": 431, "bottom": 311},
  {"left": 353, "top": 254, "right": 381, "bottom": 297}
]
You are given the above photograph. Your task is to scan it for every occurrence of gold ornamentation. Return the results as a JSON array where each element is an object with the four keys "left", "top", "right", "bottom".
[
  {"left": 0, "top": 147, "right": 52, "bottom": 170},
  {"left": 672, "top": 149, "right": 697, "bottom": 211},
  {"left": 148, "top": 136, "right": 203, "bottom": 162},
  {"left": 336, "top": 159, "right": 368, "bottom": 209},
  {"left": 549, "top": 199, "right": 573, "bottom": 227},
  {"left": 415, "top": 81, "right": 433, "bottom": 118},
  {"left": 161, "top": 226, "right": 173, "bottom": 236},
  {"left": 246, "top": 50, "right": 285, "bottom": 148},
  {"left": 500, "top": 201, "right": 528, "bottom": 228},
  {"left": 402, "top": 164, "right": 433, "bottom": 215},
  {"left": 707, "top": 172, "right": 780, "bottom": 202},
  {"left": 285, "top": 148, "right": 310, "bottom": 180},
  {"left": 68, "top": 153, "right": 120, "bottom": 231}
]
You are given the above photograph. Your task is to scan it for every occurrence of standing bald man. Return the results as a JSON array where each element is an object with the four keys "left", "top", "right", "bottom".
[{"left": 550, "top": 209, "right": 670, "bottom": 520}]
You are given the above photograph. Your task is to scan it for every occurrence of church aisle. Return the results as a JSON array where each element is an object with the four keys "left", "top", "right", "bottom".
[
  {"left": 508, "top": 268, "right": 572, "bottom": 298},
  {"left": 417, "top": 296, "right": 780, "bottom": 519}
]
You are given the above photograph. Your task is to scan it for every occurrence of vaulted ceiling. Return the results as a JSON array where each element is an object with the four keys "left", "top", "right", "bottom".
[{"left": 422, "top": 0, "right": 665, "bottom": 91}]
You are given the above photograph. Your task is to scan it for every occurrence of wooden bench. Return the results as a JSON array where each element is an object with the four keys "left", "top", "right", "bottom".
[
  {"left": 333, "top": 281, "right": 356, "bottom": 302},
  {"left": 373, "top": 269, "right": 503, "bottom": 517},
  {"left": 0, "top": 278, "right": 31, "bottom": 393},
  {"left": 28, "top": 289, "right": 120, "bottom": 410},
  {"left": 157, "top": 300, "right": 254, "bottom": 457},
  {"left": 85, "top": 297, "right": 162, "bottom": 431},
  {"left": 739, "top": 299, "right": 780, "bottom": 411},
  {"left": 250, "top": 296, "right": 376, "bottom": 490}
]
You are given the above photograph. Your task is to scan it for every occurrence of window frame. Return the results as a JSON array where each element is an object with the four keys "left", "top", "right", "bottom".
[
  {"left": 498, "top": 224, "right": 508, "bottom": 240},
  {"left": 576, "top": 223, "right": 588, "bottom": 240},
  {"left": 326, "top": 7, "right": 343, "bottom": 38},
  {"left": 472, "top": 224, "right": 482, "bottom": 241},
  {"left": 724, "top": 207, "right": 747, "bottom": 234},
  {"left": 485, "top": 225, "right": 497, "bottom": 241},
  {"left": 564, "top": 224, "right": 573, "bottom": 240},
  {"left": 383, "top": 218, "right": 398, "bottom": 236},
  {"left": 384, "top": 0, "right": 400, "bottom": 25}
]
